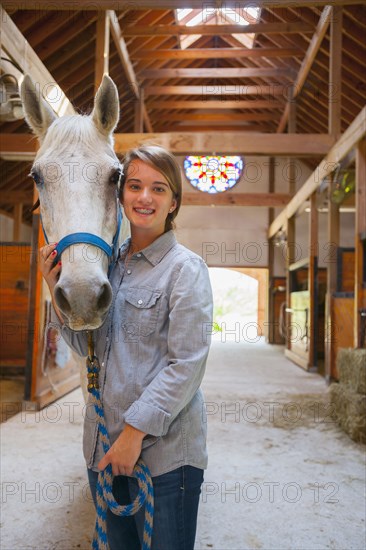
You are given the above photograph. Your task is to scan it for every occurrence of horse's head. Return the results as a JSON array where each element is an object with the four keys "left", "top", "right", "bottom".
[{"left": 21, "top": 75, "right": 121, "bottom": 330}]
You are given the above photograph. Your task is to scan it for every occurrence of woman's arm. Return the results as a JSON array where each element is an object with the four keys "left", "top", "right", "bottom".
[{"left": 40, "top": 243, "right": 88, "bottom": 357}]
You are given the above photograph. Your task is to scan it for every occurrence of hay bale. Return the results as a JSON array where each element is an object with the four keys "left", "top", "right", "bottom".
[
  {"left": 330, "top": 383, "right": 366, "bottom": 444},
  {"left": 337, "top": 348, "right": 366, "bottom": 395}
]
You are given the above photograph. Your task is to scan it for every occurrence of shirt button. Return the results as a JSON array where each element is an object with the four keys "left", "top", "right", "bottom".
[
  {"left": 137, "top": 253, "right": 141, "bottom": 258},
  {"left": 127, "top": 269, "right": 131, "bottom": 274},
  {"left": 137, "top": 299, "right": 143, "bottom": 305},
  {"left": 101, "top": 362, "right": 104, "bottom": 367}
]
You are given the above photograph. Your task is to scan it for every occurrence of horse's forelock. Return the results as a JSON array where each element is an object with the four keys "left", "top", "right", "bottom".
[{"left": 38, "top": 114, "right": 114, "bottom": 157}]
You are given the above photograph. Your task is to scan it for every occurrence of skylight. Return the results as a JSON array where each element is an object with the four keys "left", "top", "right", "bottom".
[{"left": 176, "top": 7, "right": 261, "bottom": 50}]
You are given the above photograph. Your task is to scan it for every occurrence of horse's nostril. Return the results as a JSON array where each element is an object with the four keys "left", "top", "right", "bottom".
[
  {"left": 97, "top": 283, "right": 112, "bottom": 312},
  {"left": 54, "top": 286, "right": 72, "bottom": 315}
]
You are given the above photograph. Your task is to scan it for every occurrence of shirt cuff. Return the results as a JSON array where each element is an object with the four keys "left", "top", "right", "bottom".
[{"left": 123, "top": 401, "right": 171, "bottom": 437}]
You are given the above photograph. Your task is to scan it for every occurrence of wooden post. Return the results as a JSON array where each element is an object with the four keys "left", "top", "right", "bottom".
[
  {"left": 355, "top": 138, "right": 366, "bottom": 348},
  {"left": 329, "top": 6, "right": 342, "bottom": 137},
  {"left": 267, "top": 157, "right": 275, "bottom": 343},
  {"left": 308, "top": 192, "right": 319, "bottom": 368},
  {"left": 324, "top": 194, "right": 340, "bottom": 382},
  {"left": 134, "top": 87, "right": 144, "bottom": 133},
  {"left": 286, "top": 217, "right": 296, "bottom": 351},
  {"left": 95, "top": 11, "right": 110, "bottom": 92},
  {"left": 13, "top": 203, "right": 23, "bottom": 242}
]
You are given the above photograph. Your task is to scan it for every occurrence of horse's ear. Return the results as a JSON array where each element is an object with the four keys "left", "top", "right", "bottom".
[
  {"left": 92, "top": 75, "right": 119, "bottom": 136},
  {"left": 20, "top": 75, "right": 57, "bottom": 140}
]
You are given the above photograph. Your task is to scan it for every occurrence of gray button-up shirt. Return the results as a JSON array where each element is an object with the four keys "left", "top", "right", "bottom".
[{"left": 56, "top": 230, "right": 213, "bottom": 477}]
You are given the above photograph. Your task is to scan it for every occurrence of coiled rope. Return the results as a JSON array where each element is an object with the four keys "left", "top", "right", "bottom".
[{"left": 87, "top": 332, "right": 154, "bottom": 550}]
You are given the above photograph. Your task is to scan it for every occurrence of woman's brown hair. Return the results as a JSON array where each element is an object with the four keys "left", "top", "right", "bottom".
[{"left": 120, "top": 145, "right": 182, "bottom": 232}]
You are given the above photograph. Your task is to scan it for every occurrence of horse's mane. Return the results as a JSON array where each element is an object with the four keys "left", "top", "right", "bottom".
[{"left": 39, "top": 114, "right": 115, "bottom": 157}]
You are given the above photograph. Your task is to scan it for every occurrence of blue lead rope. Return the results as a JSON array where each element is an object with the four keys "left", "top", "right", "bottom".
[{"left": 87, "top": 345, "right": 154, "bottom": 550}]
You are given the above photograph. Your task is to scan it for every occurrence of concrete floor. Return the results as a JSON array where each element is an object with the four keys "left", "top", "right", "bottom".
[{"left": 1, "top": 338, "right": 365, "bottom": 550}]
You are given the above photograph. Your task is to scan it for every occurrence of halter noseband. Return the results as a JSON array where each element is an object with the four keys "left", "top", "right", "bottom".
[{"left": 41, "top": 204, "right": 122, "bottom": 272}]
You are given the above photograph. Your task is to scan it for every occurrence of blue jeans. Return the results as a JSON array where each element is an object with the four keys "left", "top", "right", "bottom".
[{"left": 87, "top": 465, "right": 204, "bottom": 550}]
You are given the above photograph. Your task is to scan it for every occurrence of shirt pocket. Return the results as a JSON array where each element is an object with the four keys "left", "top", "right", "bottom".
[{"left": 123, "top": 286, "right": 162, "bottom": 337}]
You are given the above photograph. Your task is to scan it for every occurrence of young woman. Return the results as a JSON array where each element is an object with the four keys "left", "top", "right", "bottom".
[{"left": 40, "top": 145, "right": 213, "bottom": 550}]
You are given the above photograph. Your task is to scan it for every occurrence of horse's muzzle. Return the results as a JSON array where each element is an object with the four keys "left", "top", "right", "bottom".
[{"left": 54, "top": 278, "right": 112, "bottom": 330}]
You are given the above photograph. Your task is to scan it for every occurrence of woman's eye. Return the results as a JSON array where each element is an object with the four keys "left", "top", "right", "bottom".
[
  {"left": 154, "top": 187, "right": 165, "bottom": 193},
  {"left": 30, "top": 170, "right": 42, "bottom": 186},
  {"left": 110, "top": 169, "right": 122, "bottom": 185}
]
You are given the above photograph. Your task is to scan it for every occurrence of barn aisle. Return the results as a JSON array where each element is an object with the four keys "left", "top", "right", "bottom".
[{"left": 1, "top": 339, "right": 365, "bottom": 550}]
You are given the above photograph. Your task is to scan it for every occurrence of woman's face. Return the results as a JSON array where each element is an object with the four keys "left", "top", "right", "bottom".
[{"left": 121, "top": 159, "right": 177, "bottom": 237}]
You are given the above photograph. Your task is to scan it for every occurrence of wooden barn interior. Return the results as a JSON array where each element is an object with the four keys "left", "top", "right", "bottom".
[{"left": 0, "top": 1, "right": 365, "bottom": 419}]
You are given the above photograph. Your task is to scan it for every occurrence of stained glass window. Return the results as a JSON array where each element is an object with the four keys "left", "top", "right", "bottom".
[{"left": 184, "top": 155, "right": 244, "bottom": 193}]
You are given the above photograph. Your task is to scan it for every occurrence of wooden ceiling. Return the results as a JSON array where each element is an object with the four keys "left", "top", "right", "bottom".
[{"left": 0, "top": 1, "right": 365, "bottom": 225}]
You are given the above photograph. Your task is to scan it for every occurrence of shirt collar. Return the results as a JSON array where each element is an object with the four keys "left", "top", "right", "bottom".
[{"left": 119, "top": 230, "right": 177, "bottom": 267}]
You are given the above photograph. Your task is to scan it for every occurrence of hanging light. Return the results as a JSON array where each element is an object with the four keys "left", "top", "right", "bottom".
[{"left": 0, "top": 74, "right": 24, "bottom": 121}]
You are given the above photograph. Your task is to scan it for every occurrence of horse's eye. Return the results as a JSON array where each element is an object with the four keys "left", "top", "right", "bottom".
[
  {"left": 110, "top": 169, "right": 122, "bottom": 185},
  {"left": 30, "top": 169, "right": 42, "bottom": 187}
]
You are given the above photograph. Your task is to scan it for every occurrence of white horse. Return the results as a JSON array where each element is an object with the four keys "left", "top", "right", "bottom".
[
  {"left": 21, "top": 74, "right": 125, "bottom": 330},
  {"left": 21, "top": 75, "right": 127, "bottom": 399}
]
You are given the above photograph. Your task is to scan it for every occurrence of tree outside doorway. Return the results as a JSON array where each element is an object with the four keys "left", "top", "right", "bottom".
[{"left": 208, "top": 268, "right": 260, "bottom": 343}]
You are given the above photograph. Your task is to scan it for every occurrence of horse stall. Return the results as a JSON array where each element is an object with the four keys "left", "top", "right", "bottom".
[
  {"left": 285, "top": 259, "right": 327, "bottom": 372},
  {"left": 0, "top": 210, "right": 82, "bottom": 414}
]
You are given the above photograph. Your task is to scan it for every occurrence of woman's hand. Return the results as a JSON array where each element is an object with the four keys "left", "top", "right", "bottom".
[
  {"left": 97, "top": 424, "right": 146, "bottom": 477},
  {"left": 39, "top": 243, "right": 61, "bottom": 295}
]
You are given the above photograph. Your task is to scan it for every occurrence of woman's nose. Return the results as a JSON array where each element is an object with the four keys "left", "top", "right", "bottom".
[{"left": 139, "top": 187, "right": 152, "bottom": 202}]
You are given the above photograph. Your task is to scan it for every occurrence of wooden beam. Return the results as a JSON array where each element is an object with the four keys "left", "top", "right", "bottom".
[
  {"left": 134, "top": 87, "right": 144, "bottom": 133},
  {"left": 325, "top": 196, "right": 340, "bottom": 382},
  {"left": 160, "top": 113, "right": 271, "bottom": 122},
  {"left": 145, "top": 85, "right": 288, "bottom": 97},
  {"left": 308, "top": 192, "right": 318, "bottom": 368},
  {"left": 107, "top": 10, "right": 153, "bottom": 132},
  {"left": 114, "top": 132, "right": 334, "bottom": 156},
  {"left": 132, "top": 48, "right": 302, "bottom": 60},
  {"left": 94, "top": 11, "right": 110, "bottom": 93},
  {"left": 122, "top": 22, "right": 314, "bottom": 36},
  {"left": 2, "top": 1, "right": 364, "bottom": 9},
  {"left": 354, "top": 138, "right": 366, "bottom": 348},
  {"left": 1, "top": 191, "right": 33, "bottom": 204},
  {"left": 0, "top": 6, "right": 75, "bottom": 117},
  {"left": 0, "top": 133, "right": 38, "bottom": 160},
  {"left": 277, "top": 6, "right": 332, "bottom": 133},
  {"left": 140, "top": 67, "right": 294, "bottom": 79},
  {"left": 1, "top": 132, "right": 334, "bottom": 158},
  {"left": 269, "top": 106, "right": 366, "bottom": 238},
  {"left": 329, "top": 6, "right": 343, "bottom": 137},
  {"left": 182, "top": 192, "right": 292, "bottom": 207},
  {"left": 147, "top": 100, "right": 283, "bottom": 110},
  {"left": 12, "top": 203, "right": 23, "bottom": 241},
  {"left": 152, "top": 125, "right": 270, "bottom": 132}
]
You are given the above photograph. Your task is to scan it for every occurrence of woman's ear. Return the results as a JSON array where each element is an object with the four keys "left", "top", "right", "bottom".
[{"left": 169, "top": 199, "right": 177, "bottom": 213}]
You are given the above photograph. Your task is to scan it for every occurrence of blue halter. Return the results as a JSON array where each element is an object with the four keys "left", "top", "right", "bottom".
[{"left": 41, "top": 203, "right": 122, "bottom": 274}]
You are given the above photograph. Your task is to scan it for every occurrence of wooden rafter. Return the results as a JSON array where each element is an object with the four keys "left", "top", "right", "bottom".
[
  {"left": 145, "top": 85, "right": 288, "bottom": 96},
  {"left": 131, "top": 48, "right": 302, "bottom": 59},
  {"left": 140, "top": 67, "right": 294, "bottom": 79},
  {"left": 107, "top": 10, "right": 153, "bottom": 132},
  {"left": 276, "top": 6, "right": 332, "bottom": 133},
  {"left": 94, "top": 11, "right": 110, "bottom": 92},
  {"left": 147, "top": 100, "right": 284, "bottom": 110},
  {"left": 122, "top": 22, "right": 314, "bottom": 36},
  {"left": 2, "top": 1, "right": 364, "bottom": 8}
]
